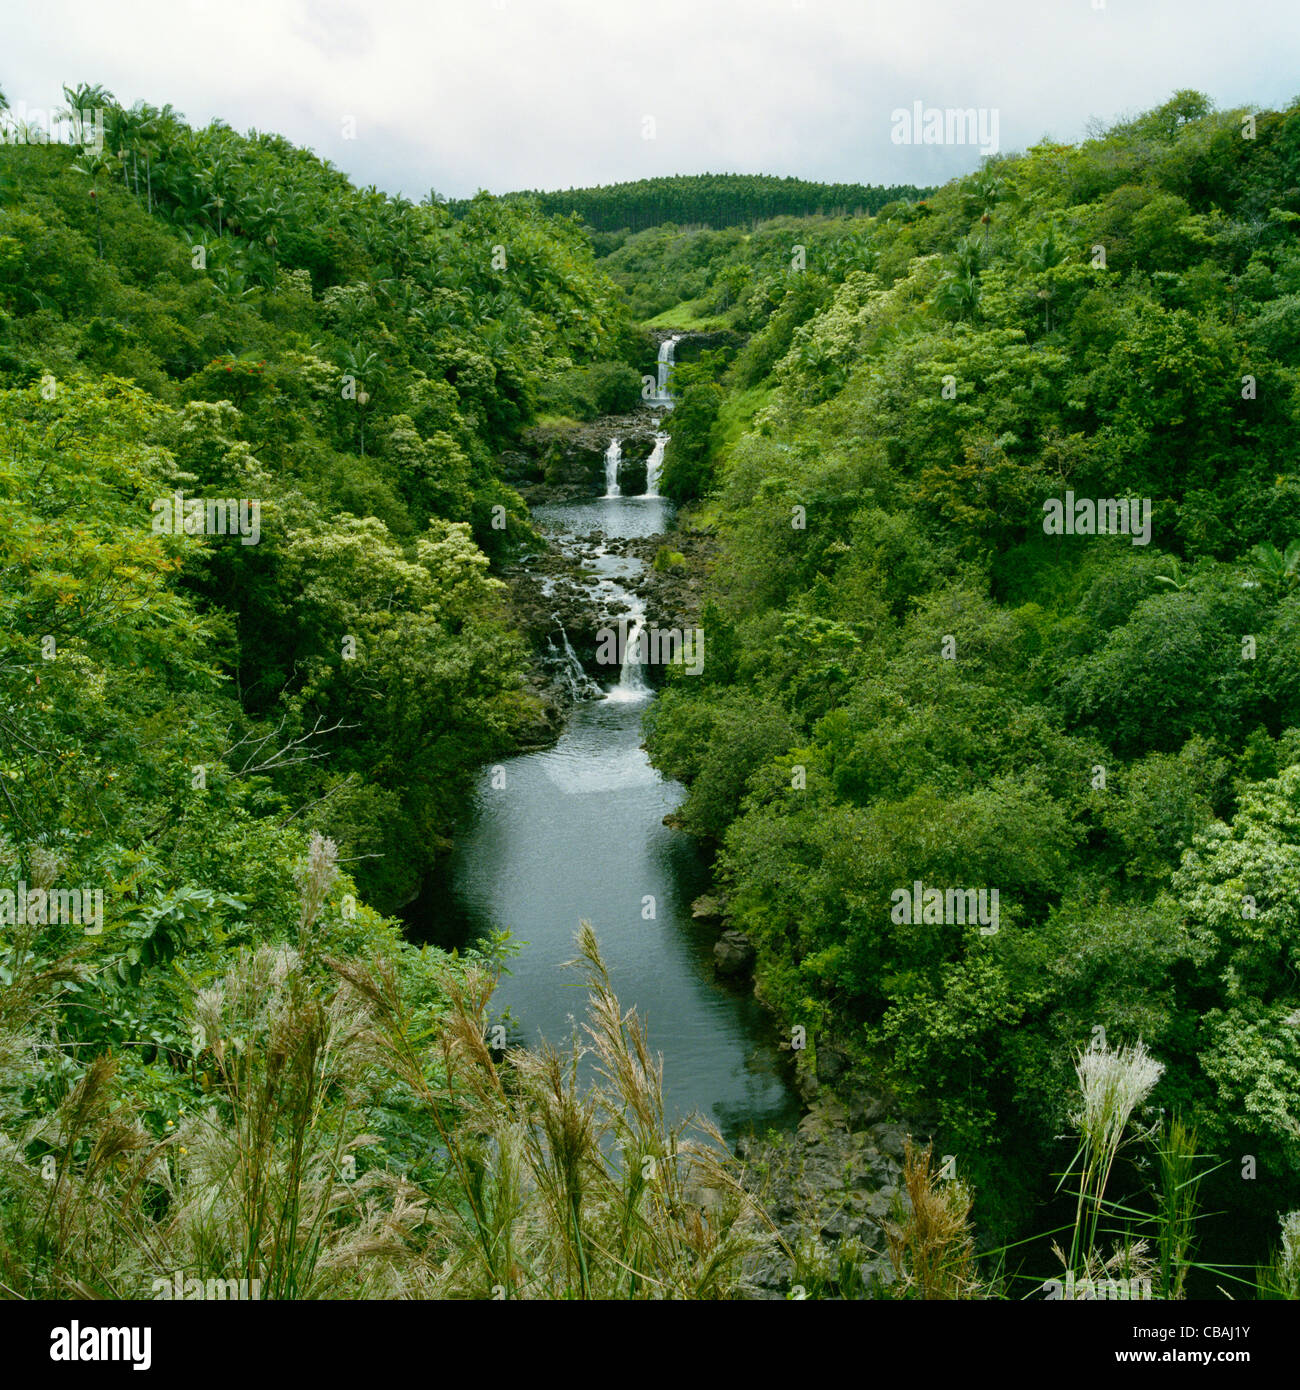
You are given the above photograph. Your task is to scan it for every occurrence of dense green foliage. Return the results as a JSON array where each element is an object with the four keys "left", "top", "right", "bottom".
[
  {"left": 0, "top": 85, "right": 638, "bottom": 913},
  {"left": 595, "top": 213, "right": 889, "bottom": 325},
  {"left": 644, "top": 91, "right": 1300, "bottom": 1244},
  {"left": 448, "top": 173, "right": 930, "bottom": 234},
  {"left": 0, "top": 86, "right": 668, "bottom": 1290},
  {"left": 5, "top": 74, "right": 1300, "bottom": 1297}
]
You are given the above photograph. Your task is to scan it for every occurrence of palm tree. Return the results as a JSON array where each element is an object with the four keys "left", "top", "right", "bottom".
[
  {"left": 105, "top": 102, "right": 143, "bottom": 195},
  {"left": 962, "top": 168, "right": 1006, "bottom": 251},
  {"left": 339, "top": 345, "right": 380, "bottom": 453},
  {"left": 1023, "top": 226, "right": 1064, "bottom": 273},
  {"left": 951, "top": 233, "right": 983, "bottom": 279},
  {"left": 245, "top": 190, "right": 291, "bottom": 282},
  {"left": 1155, "top": 558, "right": 1191, "bottom": 591},
  {"left": 71, "top": 150, "right": 115, "bottom": 258},
  {"left": 1244, "top": 540, "right": 1300, "bottom": 595},
  {"left": 133, "top": 101, "right": 185, "bottom": 215},
  {"left": 59, "top": 83, "right": 115, "bottom": 148},
  {"left": 202, "top": 140, "right": 242, "bottom": 239},
  {"left": 934, "top": 269, "right": 981, "bottom": 322}
]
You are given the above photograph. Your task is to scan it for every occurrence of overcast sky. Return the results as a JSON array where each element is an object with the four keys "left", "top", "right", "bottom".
[{"left": 4, "top": 0, "right": 1298, "bottom": 199}]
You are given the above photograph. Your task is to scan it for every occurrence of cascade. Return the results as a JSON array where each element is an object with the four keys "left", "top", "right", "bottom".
[
  {"left": 641, "top": 433, "right": 668, "bottom": 498},
  {"left": 609, "top": 603, "right": 650, "bottom": 701},
  {"left": 603, "top": 437, "right": 621, "bottom": 497},
  {"left": 642, "top": 436, "right": 670, "bottom": 503},
  {"left": 656, "top": 335, "right": 681, "bottom": 403},
  {"left": 547, "top": 620, "right": 600, "bottom": 700}
]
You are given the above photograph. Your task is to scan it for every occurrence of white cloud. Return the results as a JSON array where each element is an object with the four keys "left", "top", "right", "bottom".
[{"left": 4, "top": 0, "right": 1297, "bottom": 197}]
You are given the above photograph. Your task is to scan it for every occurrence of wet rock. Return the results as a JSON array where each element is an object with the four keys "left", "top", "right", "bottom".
[
  {"left": 846, "top": 1087, "right": 890, "bottom": 1131},
  {"left": 714, "top": 929, "right": 755, "bottom": 976},
  {"left": 869, "top": 1123, "right": 909, "bottom": 1162},
  {"left": 691, "top": 893, "right": 726, "bottom": 921},
  {"left": 732, "top": 1110, "right": 919, "bottom": 1299},
  {"left": 815, "top": 1046, "right": 849, "bottom": 1084},
  {"left": 797, "top": 1098, "right": 847, "bottom": 1144}
]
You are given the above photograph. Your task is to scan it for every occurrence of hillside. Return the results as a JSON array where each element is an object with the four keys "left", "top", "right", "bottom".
[
  {"left": 643, "top": 89, "right": 1300, "bottom": 1264},
  {"left": 447, "top": 172, "right": 931, "bottom": 234}
]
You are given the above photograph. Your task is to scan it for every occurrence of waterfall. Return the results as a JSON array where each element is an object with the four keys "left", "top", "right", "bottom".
[
  {"left": 608, "top": 607, "right": 650, "bottom": 701},
  {"left": 603, "top": 437, "right": 621, "bottom": 498},
  {"left": 547, "top": 621, "right": 600, "bottom": 700},
  {"left": 656, "top": 335, "right": 681, "bottom": 403},
  {"left": 641, "top": 432, "right": 668, "bottom": 498}
]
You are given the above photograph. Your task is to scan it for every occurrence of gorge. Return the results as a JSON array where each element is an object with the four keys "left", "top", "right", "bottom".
[{"left": 418, "top": 372, "right": 800, "bottom": 1143}]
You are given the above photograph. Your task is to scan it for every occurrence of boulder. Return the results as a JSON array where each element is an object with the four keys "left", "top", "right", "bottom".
[
  {"left": 846, "top": 1087, "right": 890, "bottom": 1131},
  {"left": 815, "top": 1046, "right": 849, "bottom": 1084},
  {"left": 713, "top": 929, "right": 755, "bottom": 976},
  {"left": 691, "top": 893, "right": 725, "bottom": 921},
  {"left": 869, "top": 1123, "right": 909, "bottom": 1162}
]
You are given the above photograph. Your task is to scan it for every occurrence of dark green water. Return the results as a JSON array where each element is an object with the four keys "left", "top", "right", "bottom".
[{"left": 415, "top": 493, "right": 800, "bottom": 1144}]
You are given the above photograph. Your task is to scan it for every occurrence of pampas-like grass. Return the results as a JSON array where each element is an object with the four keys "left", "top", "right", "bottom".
[{"left": 331, "top": 920, "right": 775, "bottom": 1299}]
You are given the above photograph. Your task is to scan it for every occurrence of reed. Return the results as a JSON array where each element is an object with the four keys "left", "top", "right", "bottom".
[
  {"left": 1060, "top": 1037, "right": 1163, "bottom": 1279},
  {"left": 1255, "top": 1210, "right": 1300, "bottom": 1299}
]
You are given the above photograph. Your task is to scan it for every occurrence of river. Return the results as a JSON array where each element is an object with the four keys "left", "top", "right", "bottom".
[{"left": 415, "top": 480, "right": 800, "bottom": 1146}]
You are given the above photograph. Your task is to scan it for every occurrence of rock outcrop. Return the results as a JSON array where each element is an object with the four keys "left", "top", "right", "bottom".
[{"left": 713, "top": 929, "right": 756, "bottom": 976}]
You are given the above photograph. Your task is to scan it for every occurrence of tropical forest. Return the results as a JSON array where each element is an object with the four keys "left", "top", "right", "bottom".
[{"left": 1, "top": 61, "right": 1300, "bottom": 1327}]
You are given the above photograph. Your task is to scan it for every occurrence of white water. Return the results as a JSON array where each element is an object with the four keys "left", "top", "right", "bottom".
[
  {"left": 655, "top": 335, "right": 681, "bottom": 404},
  {"left": 608, "top": 603, "right": 650, "bottom": 702},
  {"left": 641, "top": 432, "right": 668, "bottom": 499},
  {"left": 548, "top": 622, "right": 601, "bottom": 700},
  {"left": 603, "top": 437, "right": 621, "bottom": 498}
]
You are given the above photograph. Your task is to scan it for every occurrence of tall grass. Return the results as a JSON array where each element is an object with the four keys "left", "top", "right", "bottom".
[
  {"left": 0, "top": 843, "right": 1266, "bottom": 1302},
  {"left": 881, "top": 1140, "right": 982, "bottom": 1299},
  {"left": 1050, "top": 1037, "right": 1232, "bottom": 1300},
  {"left": 331, "top": 920, "right": 772, "bottom": 1297},
  {"left": 0, "top": 854, "right": 772, "bottom": 1298},
  {"left": 1255, "top": 1211, "right": 1300, "bottom": 1299},
  {"left": 1155, "top": 1116, "right": 1204, "bottom": 1300},
  {"left": 1061, "top": 1037, "right": 1164, "bottom": 1276}
]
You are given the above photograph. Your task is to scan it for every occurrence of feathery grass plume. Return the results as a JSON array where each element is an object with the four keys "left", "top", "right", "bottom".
[
  {"left": 181, "top": 942, "right": 379, "bottom": 1298},
  {"left": 1284, "top": 1212, "right": 1300, "bottom": 1295},
  {"left": 882, "top": 1140, "right": 981, "bottom": 1299},
  {"left": 0, "top": 887, "right": 119, "bottom": 1297},
  {"left": 332, "top": 920, "right": 774, "bottom": 1298},
  {"left": 0, "top": 836, "right": 449, "bottom": 1301},
  {"left": 1049, "top": 1238, "right": 1156, "bottom": 1300},
  {"left": 3, "top": 905, "right": 774, "bottom": 1300},
  {"left": 1256, "top": 1210, "right": 1300, "bottom": 1299},
  {"left": 294, "top": 831, "right": 339, "bottom": 946},
  {"left": 1075, "top": 1038, "right": 1164, "bottom": 1158},
  {"left": 1062, "top": 1036, "right": 1163, "bottom": 1279}
]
